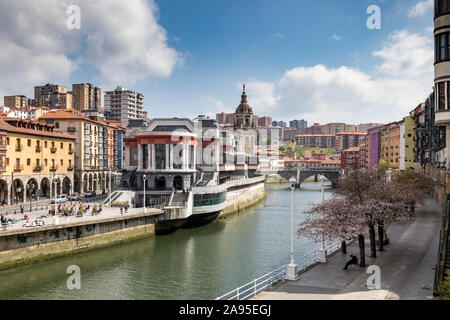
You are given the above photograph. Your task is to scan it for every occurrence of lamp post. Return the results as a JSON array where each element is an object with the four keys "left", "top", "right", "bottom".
[
  {"left": 317, "top": 175, "right": 328, "bottom": 263},
  {"left": 53, "top": 175, "right": 59, "bottom": 225},
  {"left": 109, "top": 167, "right": 112, "bottom": 207},
  {"left": 286, "top": 176, "right": 298, "bottom": 281},
  {"left": 143, "top": 174, "right": 147, "bottom": 213}
]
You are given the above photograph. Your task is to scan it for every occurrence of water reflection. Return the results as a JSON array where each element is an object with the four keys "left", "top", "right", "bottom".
[{"left": 0, "top": 183, "right": 333, "bottom": 300}]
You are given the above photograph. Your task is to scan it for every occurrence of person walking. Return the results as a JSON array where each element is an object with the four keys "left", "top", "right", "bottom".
[
  {"left": 20, "top": 204, "right": 24, "bottom": 214},
  {"left": 120, "top": 207, "right": 123, "bottom": 215},
  {"left": 343, "top": 253, "right": 358, "bottom": 270},
  {"left": 125, "top": 205, "right": 128, "bottom": 214}
]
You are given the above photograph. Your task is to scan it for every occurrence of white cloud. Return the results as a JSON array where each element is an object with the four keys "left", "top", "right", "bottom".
[
  {"left": 408, "top": 0, "right": 433, "bottom": 18},
  {"left": 372, "top": 30, "right": 433, "bottom": 79},
  {"left": 0, "top": 0, "right": 181, "bottom": 101},
  {"left": 331, "top": 34, "right": 342, "bottom": 41},
  {"left": 236, "top": 81, "right": 281, "bottom": 115},
  {"left": 240, "top": 30, "right": 433, "bottom": 124}
]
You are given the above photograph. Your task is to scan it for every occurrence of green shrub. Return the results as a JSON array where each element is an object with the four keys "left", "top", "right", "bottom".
[
  {"left": 92, "top": 205, "right": 98, "bottom": 213},
  {"left": 439, "top": 275, "right": 450, "bottom": 300},
  {"left": 111, "top": 201, "right": 129, "bottom": 207}
]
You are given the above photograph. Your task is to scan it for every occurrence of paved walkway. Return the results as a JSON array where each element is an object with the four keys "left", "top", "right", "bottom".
[
  {"left": 256, "top": 195, "right": 442, "bottom": 300},
  {"left": 1, "top": 203, "right": 162, "bottom": 234}
]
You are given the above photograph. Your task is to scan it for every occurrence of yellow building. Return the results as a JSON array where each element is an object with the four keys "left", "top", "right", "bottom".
[
  {"left": 0, "top": 118, "right": 75, "bottom": 205},
  {"left": 380, "top": 122, "right": 401, "bottom": 168}
]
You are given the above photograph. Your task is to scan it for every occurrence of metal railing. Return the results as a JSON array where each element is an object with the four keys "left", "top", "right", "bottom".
[{"left": 215, "top": 239, "right": 343, "bottom": 300}]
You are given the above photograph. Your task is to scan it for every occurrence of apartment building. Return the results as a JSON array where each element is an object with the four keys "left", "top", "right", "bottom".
[
  {"left": 0, "top": 118, "right": 75, "bottom": 205},
  {"left": 380, "top": 122, "right": 401, "bottom": 168},
  {"left": 39, "top": 109, "right": 124, "bottom": 194},
  {"left": 104, "top": 87, "right": 145, "bottom": 125},
  {"left": 72, "top": 83, "right": 102, "bottom": 111},
  {"left": 33, "top": 84, "right": 73, "bottom": 109},
  {"left": 4, "top": 95, "right": 30, "bottom": 109},
  {"left": 295, "top": 134, "right": 336, "bottom": 149},
  {"left": 335, "top": 132, "right": 367, "bottom": 151}
]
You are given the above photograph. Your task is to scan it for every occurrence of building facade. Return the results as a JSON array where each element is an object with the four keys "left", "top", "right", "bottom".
[
  {"left": 39, "top": 109, "right": 124, "bottom": 194},
  {"left": 0, "top": 118, "right": 75, "bottom": 205},
  {"left": 72, "top": 83, "right": 102, "bottom": 111},
  {"left": 341, "top": 147, "right": 360, "bottom": 169},
  {"left": 4, "top": 95, "right": 30, "bottom": 109},
  {"left": 104, "top": 87, "right": 145, "bottom": 125},
  {"left": 33, "top": 84, "right": 73, "bottom": 109}
]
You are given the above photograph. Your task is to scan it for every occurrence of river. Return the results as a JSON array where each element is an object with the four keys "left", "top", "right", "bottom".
[{"left": 0, "top": 182, "right": 333, "bottom": 300}]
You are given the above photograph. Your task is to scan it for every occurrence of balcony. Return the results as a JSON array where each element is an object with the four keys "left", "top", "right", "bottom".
[
  {"left": 68, "top": 149, "right": 74, "bottom": 155},
  {"left": 68, "top": 165, "right": 74, "bottom": 171},
  {"left": 35, "top": 145, "right": 42, "bottom": 152},
  {"left": 50, "top": 164, "right": 58, "bottom": 172},
  {"left": 15, "top": 145, "right": 22, "bottom": 152},
  {"left": 33, "top": 165, "right": 42, "bottom": 172},
  {"left": 14, "top": 165, "right": 23, "bottom": 172},
  {"left": 68, "top": 127, "right": 76, "bottom": 132},
  {"left": 50, "top": 147, "right": 57, "bottom": 153}
]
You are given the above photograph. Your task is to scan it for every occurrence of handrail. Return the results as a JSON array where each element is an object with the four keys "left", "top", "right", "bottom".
[{"left": 215, "top": 239, "right": 343, "bottom": 300}]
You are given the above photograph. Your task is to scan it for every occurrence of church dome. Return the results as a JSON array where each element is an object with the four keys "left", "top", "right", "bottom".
[{"left": 235, "top": 85, "right": 253, "bottom": 114}]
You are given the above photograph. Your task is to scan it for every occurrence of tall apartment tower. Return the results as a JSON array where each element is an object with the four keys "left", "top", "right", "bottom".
[
  {"left": 72, "top": 83, "right": 102, "bottom": 111},
  {"left": 4, "top": 95, "right": 30, "bottom": 109},
  {"left": 34, "top": 84, "right": 72, "bottom": 109},
  {"left": 434, "top": 1, "right": 450, "bottom": 168},
  {"left": 104, "top": 87, "right": 145, "bottom": 124}
]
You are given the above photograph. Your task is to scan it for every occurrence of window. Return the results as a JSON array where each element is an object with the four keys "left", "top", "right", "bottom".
[
  {"left": 60, "top": 159, "right": 63, "bottom": 166},
  {"left": 6, "top": 137, "right": 9, "bottom": 145},
  {"left": 27, "top": 159, "right": 30, "bottom": 166},
  {"left": 6, "top": 158, "right": 9, "bottom": 166},
  {"left": 27, "top": 139, "right": 31, "bottom": 146},
  {"left": 439, "top": 82, "right": 446, "bottom": 110},
  {"left": 44, "top": 159, "right": 48, "bottom": 166},
  {"left": 155, "top": 144, "right": 166, "bottom": 169},
  {"left": 51, "top": 142, "right": 55, "bottom": 148},
  {"left": 60, "top": 143, "right": 63, "bottom": 149},
  {"left": 44, "top": 141, "right": 47, "bottom": 148}
]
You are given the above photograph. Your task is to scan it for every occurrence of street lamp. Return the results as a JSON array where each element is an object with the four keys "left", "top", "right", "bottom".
[
  {"left": 109, "top": 167, "right": 112, "bottom": 207},
  {"left": 53, "top": 175, "right": 59, "bottom": 225},
  {"left": 317, "top": 175, "right": 328, "bottom": 263},
  {"left": 286, "top": 176, "right": 298, "bottom": 281},
  {"left": 143, "top": 175, "right": 147, "bottom": 213},
  {"left": 26, "top": 183, "right": 34, "bottom": 213}
]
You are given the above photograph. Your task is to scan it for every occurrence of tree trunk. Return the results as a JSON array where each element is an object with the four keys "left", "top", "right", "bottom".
[
  {"left": 358, "top": 234, "right": 366, "bottom": 267},
  {"left": 341, "top": 240, "right": 347, "bottom": 254},
  {"left": 377, "top": 224, "right": 384, "bottom": 252},
  {"left": 369, "top": 223, "right": 377, "bottom": 258}
]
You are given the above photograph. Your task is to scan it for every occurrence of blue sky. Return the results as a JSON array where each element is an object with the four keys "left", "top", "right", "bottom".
[{"left": 0, "top": 0, "right": 436, "bottom": 124}]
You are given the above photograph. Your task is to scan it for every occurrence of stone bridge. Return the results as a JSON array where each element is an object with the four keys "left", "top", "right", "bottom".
[{"left": 264, "top": 169, "right": 341, "bottom": 188}]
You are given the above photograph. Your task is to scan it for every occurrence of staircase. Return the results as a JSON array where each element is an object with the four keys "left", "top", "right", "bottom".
[{"left": 168, "top": 192, "right": 187, "bottom": 207}]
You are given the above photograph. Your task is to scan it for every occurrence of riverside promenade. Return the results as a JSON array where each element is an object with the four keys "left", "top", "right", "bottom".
[{"left": 256, "top": 195, "right": 441, "bottom": 300}]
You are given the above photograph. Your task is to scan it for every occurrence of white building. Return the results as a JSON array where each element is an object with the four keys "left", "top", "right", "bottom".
[{"left": 104, "top": 87, "right": 145, "bottom": 126}]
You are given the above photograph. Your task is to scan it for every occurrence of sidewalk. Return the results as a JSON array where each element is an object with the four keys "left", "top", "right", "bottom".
[{"left": 255, "top": 195, "right": 441, "bottom": 300}]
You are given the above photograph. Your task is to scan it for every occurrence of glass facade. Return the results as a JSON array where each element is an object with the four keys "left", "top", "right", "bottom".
[
  {"left": 194, "top": 192, "right": 226, "bottom": 207},
  {"left": 155, "top": 144, "right": 166, "bottom": 169}
]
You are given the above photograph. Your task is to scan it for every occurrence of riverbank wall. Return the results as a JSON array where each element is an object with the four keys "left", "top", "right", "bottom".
[
  {"left": 0, "top": 210, "right": 162, "bottom": 270},
  {"left": 219, "top": 177, "right": 266, "bottom": 218}
]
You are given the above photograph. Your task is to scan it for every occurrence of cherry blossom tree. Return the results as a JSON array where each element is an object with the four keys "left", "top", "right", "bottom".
[{"left": 298, "top": 198, "right": 368, "bottom": 267}]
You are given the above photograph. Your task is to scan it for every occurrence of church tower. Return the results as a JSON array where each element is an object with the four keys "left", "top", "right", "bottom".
[{"left": 234, "top": 85, "right": 255, "bottom": 130}]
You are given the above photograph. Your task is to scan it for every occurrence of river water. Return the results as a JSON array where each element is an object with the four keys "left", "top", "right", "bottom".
[{"left": 0, "top": 182, "right": 333, "bottom": 300}]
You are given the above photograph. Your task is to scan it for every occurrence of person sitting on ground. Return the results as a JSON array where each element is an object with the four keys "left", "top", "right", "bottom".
[{"left": 343, "top": 253, "right": 358, "bottom": 271}]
